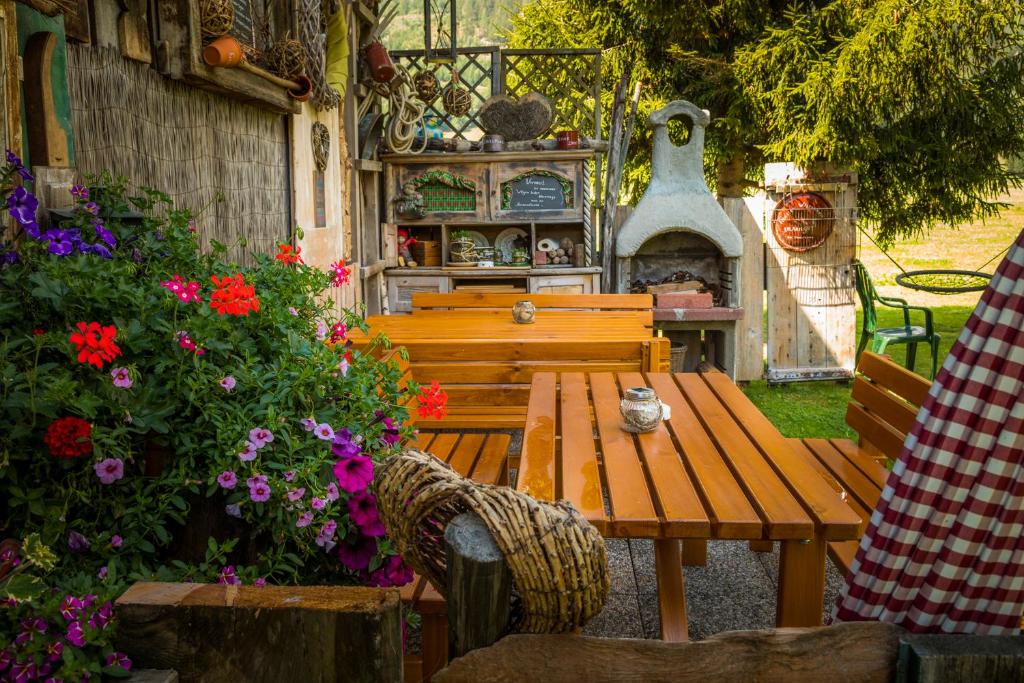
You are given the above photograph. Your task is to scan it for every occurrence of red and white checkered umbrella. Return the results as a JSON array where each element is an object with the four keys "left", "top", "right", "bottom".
[{"left": 835, "top": 228, "right": 1024, "bottom": 635}]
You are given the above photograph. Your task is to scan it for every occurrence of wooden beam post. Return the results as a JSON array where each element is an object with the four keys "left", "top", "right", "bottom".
[
  {"left": 115, "top": 582, "right": 403, "bottom": 682},
  {"left": 444, "top": 512, "right": 512, "bottom": 658}
]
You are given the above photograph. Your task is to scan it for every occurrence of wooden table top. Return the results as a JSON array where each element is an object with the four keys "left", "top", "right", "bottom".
[
  {"left": 349, "top": 311, "right": 657, "bottom": 343},
  {"left": 517, "top": 371, "right": 863, "bottom": 541}
]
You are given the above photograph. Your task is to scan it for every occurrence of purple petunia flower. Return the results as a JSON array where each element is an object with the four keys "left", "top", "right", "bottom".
[
  {"left": 217, "top": 471, "right": 237, "bottom": 489},
  {"left": 83, "top": 201, "right": 99, "bottom": 215},
  {"left": 42, "top": 228, "right": 78, "bottom": 257},
  {"left": 316, "top": 320, "right": 328, "bottom": 340},
  {"left": 70, "top": 184, "right": 88, "bottom": 200},
  {"left": 220, "top": 375, "right": 236, "bottom": 391},
  {"left": 93, "top": 220, "right": 117, "bottom": 247},
  {"left": 238, "top": 441, "right": 258, "bottom": 462},
  {"left": 295, "top": 511, "right": 314, "bottom": 528},
  {"left": 314, "top": 423, "right": 335, "bottom": 441},
  {"left": 111, "top": 534, "right": 123, "bottom": 548},
  {"left": 380, "top": 415, "right": 401, "bottom": 447},
  {"left": 105, "top": 652, "right": 132, "bottom": 671},
  {"left": 89, "top": 602, "right": 113, "bottom": 630},
  {"left": 300, "top": 417, "right": 317, "bottom": 432},
  {"left": 316, "top": 519, "right": 337, "bottom": 549},
  {"left": 332, "top": 428, "right": 362, "bottom": 459},
  {"left": 337, "top": 535, "right": 378, "bottom": 571},
  {"left": 65, "top": 620, "right": 86, "bottom": 647},
  {"left": 347, "top": 491, "right": 386, "bottom": 536},
  {"left": 311, "top": 497, "right": 326, "bottom": 510},
  {"left": 110, "top": 366, "right": 133, "bottom": 388},
  {"left": 94, "top": 458, "right": 125, "bottom": 485},
  {"left": 254, "top": 577, "right": 266, "bottom": 587},
  {"left": 326, "top": 482, "right": 340, "bottom": 501},
  {"left": 80, "top": 241, "right": 113, "bottom": 259},
  {"left": 59, "top": 596, "right": 82, "bottom": 621},
  {"left": 333, "top": 455, "right": 374, "bottom": 493},
  {"left": 67, "top": 531, "right": 90, "bottom": 553},
  {"left": 284, "top": 470, "right": 296, "bottom": 482},
  {"left": 7, "top": 186, "right": 38, "bottom": 226},
  {"left": 0, "top": 244, "right": 17, "bottom": 267},
  {"left": 217, "top": 565, "right": 239, "bottom": 586},
  {"left": 249, "top": 427, "right": 273, "bottom": 449},
  {"left": 98, "top": 566, "right": 108, "bottom": 579},
  {"left": 369, "top": 555, "right": 414, "bottom": 588},
  {"left": 5, "top": 149, "right": 33, "bottom": 181},
  {"left": 286, "top": 487, "right": 306, "bottom": 502},
  {"left": 249, "top": 482, "right": 271, "bottom": 503}
]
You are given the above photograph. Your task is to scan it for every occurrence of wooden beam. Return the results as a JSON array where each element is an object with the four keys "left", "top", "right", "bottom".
[
  {"left": 434, "top": 623, "right": 904, "bottom": 683},
  {"left": 115, "top": 582, "right": 403, "bottom": 682},
  {"left": 22, "top": 31, "right": 70, "bottom": 168}
]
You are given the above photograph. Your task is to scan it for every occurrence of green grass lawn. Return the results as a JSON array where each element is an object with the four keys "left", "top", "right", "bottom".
[{"left": 742, "top": 305, "right": 975, "bottom": 439}]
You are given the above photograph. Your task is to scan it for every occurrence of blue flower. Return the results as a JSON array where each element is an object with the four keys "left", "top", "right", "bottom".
[
  {"left": 93, "top": 220, "right": 117, "bottom": 247},
  {"left": 4, "top": 149, "right": 32, "bottom": 181},
  {"left": 80, "top": 242, "right": 112, "bottom": 259},
  {"left": 42, "top": 228, "right": 79, "bottom": 257},
  {"left": 6, "top": 186, "right": 38, "bottom": 226},
  {"left": 0, "top": 244, "right": 17, "bottom": 267}
]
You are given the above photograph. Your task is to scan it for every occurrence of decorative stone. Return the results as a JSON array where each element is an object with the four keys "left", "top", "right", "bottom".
[{"left": 478, "top": 92, "right": 553, "bottom": 142}]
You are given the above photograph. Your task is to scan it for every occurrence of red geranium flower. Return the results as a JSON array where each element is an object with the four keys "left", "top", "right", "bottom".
[
  {"left": 69, "top": 322, "right": 121, "bottom": 368},
  {"left": 44, "top": 416, "right": 93, "bottom": 459},
  {"left": 276, "top": 244, "right": 304, "bottom": 265},
  {"left": 209, "top": 273, "right": 261, "bottom": 316},
  {"left": 417, "top": 380, "right": 448, "bottom": 420}
]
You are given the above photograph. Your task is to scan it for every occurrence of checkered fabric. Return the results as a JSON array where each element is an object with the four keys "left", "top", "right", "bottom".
[{"left": 834, "top": 228, "right": 1024, "bottom": 634}]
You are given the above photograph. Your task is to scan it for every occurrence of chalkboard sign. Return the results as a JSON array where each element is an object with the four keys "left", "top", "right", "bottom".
[
  {"left": 232, "top": 0, "right": 255, "bottom": 49},
  {"left": 503, "top": 172, "right": 572, "bottom": 211}
]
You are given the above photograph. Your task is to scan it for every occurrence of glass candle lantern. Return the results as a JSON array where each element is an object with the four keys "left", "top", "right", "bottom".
[
  {"left": 512, "top": 300, "right": 536, "bottom": 324},
  {"left": 620, "top": 387, "right": 663, "bottom": 433}
]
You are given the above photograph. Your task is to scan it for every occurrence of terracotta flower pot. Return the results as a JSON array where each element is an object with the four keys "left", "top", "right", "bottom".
[
  {"left": 365, "top": 41, "right": 396, "bottom": 83},
  {"left": 203, "top": 35, "right": 244, "bottom": 68}
]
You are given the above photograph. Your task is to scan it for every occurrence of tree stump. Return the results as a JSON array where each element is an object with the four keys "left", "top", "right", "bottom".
[{"left": 444, "top": 512, "right": 512, "bottom": 658}]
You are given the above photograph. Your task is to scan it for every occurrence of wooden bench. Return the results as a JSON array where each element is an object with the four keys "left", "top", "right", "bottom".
[
  {"left": 411, "top": 292, "right": 657, "bottom": 320},
  {"left": 785, "top": 352, "right": 931, "bottom": 575},
  {"left": 399, "top": 430, "right": 511, "bottom": 683}
]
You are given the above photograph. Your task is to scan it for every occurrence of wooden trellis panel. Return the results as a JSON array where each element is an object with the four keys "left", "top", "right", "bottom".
[{"left": 391, "top": 47, "right": 601, "bottom": 141}]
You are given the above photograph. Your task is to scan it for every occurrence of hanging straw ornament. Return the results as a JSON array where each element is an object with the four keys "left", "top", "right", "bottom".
[
  {"left": 267, "top": 35, "right": 308, "bottom": 79},
  {"left": 414, "top": 69, "right": 440, "bottom": 103},
  {"left": 442, "top": 68, "right": 471, "bottom": 117},
  {"left": 199, "top": 0, "right": 235, "bottom": 38}
]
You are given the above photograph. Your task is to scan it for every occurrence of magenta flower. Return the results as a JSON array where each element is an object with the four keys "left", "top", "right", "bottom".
[
  {"left": 70, "top": 184, "right": 88, "bottom": 200},
  {"left": 370, "top": 555, "right": 414, "bottom": 588},
  {"left": 249, "top": 427, "right": 273, "bottom": 448},
  {"left": 316, "top": 520, "right": 337, "bottom": 548},
  {"left": 88, "top": 602, "right": 113, "bottom": 629},
  {"left": 160, "top": 275, "right": 202, "bottom": 303},
  {"left": 110, "top": 366, "right": 133, "bottom": 388},
  {"left": 325, "top": 482, "right": 340, "bottom": 502},
  {"left": 288, "top": 306, "right": 298, "bottom": 316},
  {"left": 286, "top": 487, "right": 306, "bottom": 502},
  {"left": 284, "top": 470, "right": 296, "bottom": 482},
  {"left": 45, "top": 639, "right": 63, "bottom": 661},
  {"left": 220, "top": 375, "right": 236, "bottom": 391},
  {"left": 217, "top": 471, "right": 238, "bottom": 489},
  {"left": 311, "top": 497, "right": 326, "bottom": 510},
  {"left": 8, "top": 659, "right": 36, "bottom": 681},
  {"left": 83, "top": 201, "right": 99, "bottom": 215},
  {"left": 238, "top": 441, "right": 258, "bottom": 462},
  {"left": 217, "top": 565, "right": 239, "bottom": 586},
  {"left": 246, "top": 474, "right": 268, "bottom": 487},
  {"left": 249, "top": 482, "right": 271, "bottom": 502},
  {"left": 337, "top": 535, "right": 378, "bottom": 571},
  {"left": 315, "top": 320, "right": 328, "bottom": 340},
  {"left": 67, "top": 531, "right": 90, "bottom": 553},
  {"left": 347, "top": 491, "right": 386, "bottom": 536},
  {"left": 111, "top": 534, "right": 123, "bottom": 548},
  {"left": 296, "top": 511, "right": 314, "bottom": 528},
  {"left": 65, "top": 620, "right": 86, "bottom": 647},
  {"left": 300, "top": 417, "right": 317, "bottom": 432},
  {"left": 105, "top": 652, "right": 132, "bottom": 671},
  {"left": 333, "top": 455, "right": 374, "bottom": 493},
  {"left": 59, "top": 596, "right": 83, "bottom": 621},
  {"left": 98, "top": 566, "right": 108, "bottom": 579},
  {"left": 332, "top": 428, "right": 362, "bottom": 459},
  {"left": 254, "top": 577, "right": 266, "bottom": 587},
  {"left": 94, "top": 457, "right": 124, "bottom": 485},
  {"left": 380, "top": 415, "right": 401, "bottom": 447},
  {"left": 314, "top": 423, "right": 335, "bottom": 441}
]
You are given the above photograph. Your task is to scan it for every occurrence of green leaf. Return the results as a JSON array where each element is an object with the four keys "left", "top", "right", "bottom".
[{"left": 2, "top": 573, "right": 45, "bottom": 600}]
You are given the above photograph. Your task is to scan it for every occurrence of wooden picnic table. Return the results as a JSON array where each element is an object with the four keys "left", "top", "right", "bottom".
[{"left": 517, "top": 370, "right": 863, "bottom": 641}]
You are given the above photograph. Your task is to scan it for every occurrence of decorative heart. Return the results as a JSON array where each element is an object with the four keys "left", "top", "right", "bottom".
[{"left": 478, "top": 91, "right": 554, "bottom": 142}]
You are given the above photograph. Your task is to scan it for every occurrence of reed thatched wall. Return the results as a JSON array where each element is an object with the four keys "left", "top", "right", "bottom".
[{"left": 66, "top": 45, "right": 290, "bottom": 264}]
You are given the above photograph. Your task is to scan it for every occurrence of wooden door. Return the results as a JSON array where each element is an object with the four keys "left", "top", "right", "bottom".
[{"left": 765, "top": 165, "right": 856, "bottom": 383}]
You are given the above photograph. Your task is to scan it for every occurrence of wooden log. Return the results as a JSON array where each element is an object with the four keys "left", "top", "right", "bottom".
[
  {"left": 434, "top": 622, "right": 904, "bottom": 683},
  {"left": 115, "top": 582, "right": 402, "bottom": 683},
  {"left": 445, "top": 512, "right": 512, "bottom": 658},
  {"left": 896, "top": 634, "right": 1024, "bottom": 683}
]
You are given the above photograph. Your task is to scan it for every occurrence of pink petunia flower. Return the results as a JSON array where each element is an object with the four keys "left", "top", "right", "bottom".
[
  {"left": 316, "top": 520, "right": 337, "bottom": 548},
  {"left": 333, "top": 455, "right": 374, "bottom": 493},
  {"left": 311, "top": 497, "right": 326, "bottom": 510},
  {"left": 315, "top": 321, "right": 328, "bottom": 340},
  {"left": 296, "top": 511, "right": 314, "bottom": 528},
  {"left": 249, "top": 482, "right": 270, "bottom": 502},
  {"left": 347, "top": 491, "right": 386, "bottom": 536},
  {"left": 249, "top": 427, "right": 273, "bottom": 449},
  {"left": 110, "top": 534, "right": 123, "bottom": 548},
  {"left": 254, "top": 577, "right": 266, "bottom": 587},
  {"left": 246, "top": 474, "right": 268, "bottom": 487},
  {"left": 325, "top": 482, "right": 340, "bottom": 502},
  {"left": 314, "top": 423, "right": 335, "bottom": 441},
  {"left": 286, "top": 487, "right": 306, "bottom": 502},
  {"left": 288, "top": 307, "right": 299, "bottom": 316},
  {"left": 300, "top": 417, "right": 317, "bottom": 432},
  {"left": 217, "top": 565, "right": 239, "bottom": 586},
  {"left": 238, "top": 441, "right": 258, "bottom": 462},
  {"left": 337, "top": 535, "right": 378, "bottom": 571},
  {"left": 94, "top": 458, "right": 124, "bottom": 485},
  {"left": 284, "top": 470, "right": 296, "bottom": 482},
  {"left": 110, "top": 366, "right": 133, "bottom": 388},
  {"left": 98, "top": 566, "right": 108, "bottom": 580},
  {"left": 220, "top": 375, "right": 236, "bottom": 391},
  {"left": 217, "top": 471, "right": 238, "bottom": 489}
]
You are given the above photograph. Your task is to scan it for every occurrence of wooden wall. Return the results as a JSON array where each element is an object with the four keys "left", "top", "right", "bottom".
[{"left": 65, "top": 44, "right": 290, "bottom": 265}]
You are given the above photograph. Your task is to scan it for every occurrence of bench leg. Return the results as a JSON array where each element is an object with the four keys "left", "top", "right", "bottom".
[
  {"left": 654, "top": 539, "right": 689, "bottom": 642},
  {"left": 681, "top": 539, "right": 707, "bottom": 566},
  {"left": 421, "top": 613, "right": 448, "bottom": 682},
  {"left": 776, "top": 536, "right": 827, "bottom": 627},
  {"left": 748, "top": 540, "right": 774, "bottom": 553}
]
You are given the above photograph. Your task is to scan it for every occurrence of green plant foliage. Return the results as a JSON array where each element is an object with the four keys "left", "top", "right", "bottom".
[{"left": 507, "top": 0, "right": 1024, "bottom": 245}]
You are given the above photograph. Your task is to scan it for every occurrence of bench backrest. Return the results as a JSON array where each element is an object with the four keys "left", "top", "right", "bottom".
[
  {"left": 846, "top": 352, "right": 932, "bottom": 461},
  {"left": 411, "top": 292, "right": 654, "bottom": 312}
]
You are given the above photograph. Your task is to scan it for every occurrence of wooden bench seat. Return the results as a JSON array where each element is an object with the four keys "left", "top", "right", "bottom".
[
  {"left": 398, "top": 430, "right": 511, "bottom": 682},
  {"left": 784, "top": 352, "right": 931, "bottom": 575}
]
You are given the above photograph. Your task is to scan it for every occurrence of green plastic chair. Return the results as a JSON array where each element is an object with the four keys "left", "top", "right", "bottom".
[{"left": 853, "top": 259, "right": 942, "bottom": 378}]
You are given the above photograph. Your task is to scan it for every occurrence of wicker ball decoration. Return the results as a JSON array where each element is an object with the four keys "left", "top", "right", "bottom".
[
  {"left": 375, "top": 449, "right": 611, "bottom": 634},
  {"left": 443, "top": 83, "right": 472, "bottom": 117},
  {"left": 413, "top": 70, "right": 440, "bottom": 103},
  {"left": 267, "top": 36, "right": 308, "bottom": 79},
  {"left": 199, "top": 0, "right": 235, "bottom": 38}
]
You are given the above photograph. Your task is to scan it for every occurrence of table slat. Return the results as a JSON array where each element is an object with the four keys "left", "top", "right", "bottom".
[
  {"left": 647, "top": 374, "right": 762, "bottom": 539},
  {"left": 448, "top": 433, "right": 485, "bottom": 477},
  {"left": 673, "top": 374, "right": 813, "bottom": 539},
  {"left": 517, "top": 373, "right": 557, "bottom": 501},
  {"left": 559, "top": 373, "right": 608, "bottom": 529},
  {"left": 590, "top": 373, "right": 660, "bottom": 537}
]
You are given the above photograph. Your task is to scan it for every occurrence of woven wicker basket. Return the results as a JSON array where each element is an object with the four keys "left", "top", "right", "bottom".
[{"left": 375, "top": 449, "right": 610, "bottom": 634}]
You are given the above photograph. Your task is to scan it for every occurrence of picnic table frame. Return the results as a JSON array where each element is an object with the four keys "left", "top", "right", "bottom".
[{"left": 517, "top": 370, "right": 863, "bottom": 640}]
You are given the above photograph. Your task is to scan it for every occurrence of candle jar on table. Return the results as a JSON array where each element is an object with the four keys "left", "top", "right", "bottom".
[
  {"left": 620, "top": 387, "right": 663, "bottom": 433},
  {"left": 512, "top": 300, "right": 536, "bottom": 324}
]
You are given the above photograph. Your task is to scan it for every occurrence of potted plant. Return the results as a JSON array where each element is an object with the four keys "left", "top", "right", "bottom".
[{"left": 511, "top": 246, "right": 530, "bottom": 266}]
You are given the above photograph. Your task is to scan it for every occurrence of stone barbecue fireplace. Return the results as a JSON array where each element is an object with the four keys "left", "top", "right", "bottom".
[{"left": 615, "top": 100, "right": 746, "bottom": 374}]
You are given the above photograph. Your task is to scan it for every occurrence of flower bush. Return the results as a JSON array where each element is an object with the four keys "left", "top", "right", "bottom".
[{"left": 1, "top": 155, "right": 437, "bottom": 678}]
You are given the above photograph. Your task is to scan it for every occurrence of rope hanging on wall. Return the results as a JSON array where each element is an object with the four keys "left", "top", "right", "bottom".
[
  {"left": 375, "top": 449, "right": 610, "bottom": 634},
  {"left": 374, "top": 65, "right": 426, "bottom": 154}
]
